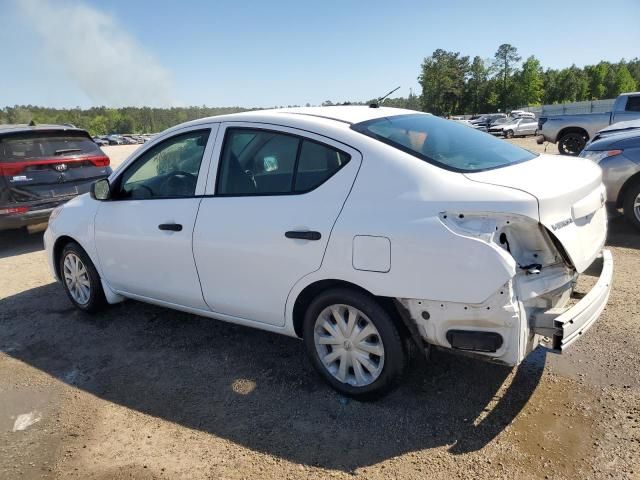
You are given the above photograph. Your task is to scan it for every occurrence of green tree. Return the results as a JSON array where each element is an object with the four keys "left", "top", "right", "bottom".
[
  {"left": 464, "top": 56, "right": 489, "bottom": 113},
  {"left": 556, "top": 66, "right": 589, "bottom": 102},
  {"left": 515, "top": 56, "right": 544, "bottom": 106},
  {"left": 614, "top": 64, "right": 637, "bottom": 94},
  {"left": 88, "top": 115, "right": 109, "bottom": 135},
  {"left": 492, "top": 44, "right": 521, "bottom": 111},
  {"left": 419, "top": 49, "right": 470, "bottom": 115},
  {"left": 586, "top": 62, "right": 610, "bottom": 99}
]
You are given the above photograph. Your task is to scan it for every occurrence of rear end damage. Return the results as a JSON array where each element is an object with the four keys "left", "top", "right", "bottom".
[{"left": 399, "top": 211, "right": 612, "bottom": 366}]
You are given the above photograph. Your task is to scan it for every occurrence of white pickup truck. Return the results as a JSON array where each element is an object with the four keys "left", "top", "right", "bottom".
[{"left": 537, "top": 92, "right": 640, "bottom": 155}]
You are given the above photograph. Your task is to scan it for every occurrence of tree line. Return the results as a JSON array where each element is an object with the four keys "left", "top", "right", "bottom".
[
  {"left": 0, "top": 105, "right": 250, "bottom": 136},
  {"left": 2, "top": 43, "right": 638, "bottom": 134},
  {"left": 417, "top": 44, "right": 639, "bottom": 116}
]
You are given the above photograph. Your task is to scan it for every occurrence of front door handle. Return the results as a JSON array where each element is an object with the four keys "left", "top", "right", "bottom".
[
  {"left": 159, "top": 223, "right": 183, "bottom": 232},
  {"left": 285, "top": 230, "right": 321, "bottom": 241}
]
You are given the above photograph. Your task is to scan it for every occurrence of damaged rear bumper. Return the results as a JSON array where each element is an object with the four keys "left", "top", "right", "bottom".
[{"left": 533, "top": 249, "right": 613, "bottom": 352}]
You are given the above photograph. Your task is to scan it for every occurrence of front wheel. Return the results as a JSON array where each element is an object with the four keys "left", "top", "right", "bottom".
[
  {"left": 623, "top": 181, "right": 640, "bottom": 231},
  {"left": 60, "top": 242, "right": 107, "bottom": 312},
  {"left": 303, "top": 288, "right": 406, "bottom": 400},
  {"left": 558, "top": 132, "right": 587, "bottom": 156},
  {"left": 504, "top": 129, "right": 514, "bottom": 139}
]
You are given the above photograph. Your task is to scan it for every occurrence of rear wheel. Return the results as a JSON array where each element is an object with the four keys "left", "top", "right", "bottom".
[
  {"left": 59, "top": 242, "right": 107, "bottom": 312},
  {"left": 558, "top": 132, "right": 587, "bottom": 156},
  {"left": 623, "top": 181, "right": 640, "bottom": 231},
  {"left": 504, "top": 129, "right": 514, "bottom": 139},
  {"left": 303, "top": 288, "right": 406, "bottom": 399}
]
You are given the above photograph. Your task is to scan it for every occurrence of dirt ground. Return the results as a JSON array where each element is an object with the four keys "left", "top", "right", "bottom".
[{"left": 1, "top": 137, "right": 639, "bottom": 480}]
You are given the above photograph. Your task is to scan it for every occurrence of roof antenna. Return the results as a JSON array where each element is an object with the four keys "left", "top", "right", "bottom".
[{"left": 370, "top": 86, "right": 400, "bottom": 108}]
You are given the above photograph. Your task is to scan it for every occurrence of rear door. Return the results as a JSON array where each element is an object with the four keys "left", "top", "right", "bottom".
[
  {"left": 193, "top": 123, "right": 361, "bottom": 326},
  {"left": 519, "top": 118, "right": 538, "bottom": 135},
  {"left": 0, "top": 130, "right": 110, "bottom": 206}
]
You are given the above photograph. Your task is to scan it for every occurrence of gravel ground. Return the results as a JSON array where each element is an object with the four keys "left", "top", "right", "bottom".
[{"left": 0, "top": 136, "right": 638, "bottom": 480}]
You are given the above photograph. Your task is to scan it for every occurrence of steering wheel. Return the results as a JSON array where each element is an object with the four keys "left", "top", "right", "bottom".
[{"left": 162, "top": 171, "right": 197, "bottom": 196}]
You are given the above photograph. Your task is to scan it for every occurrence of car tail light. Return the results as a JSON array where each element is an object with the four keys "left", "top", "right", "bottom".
[
  {"left": 0, "top": 155, "right": 110, "bottom": 176},
  {"left": 87, "top": 155, "right": 110, "bottom": 167},
  {"left": 538, "top": 117, "right": 547, "bottom": 130},
  {"left": 0, "top": 206, "right": 29, "bottom": 215}
]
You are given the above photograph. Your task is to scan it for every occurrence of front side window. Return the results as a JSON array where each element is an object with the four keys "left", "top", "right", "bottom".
[
  {"left": 217, "top": 128, "right": 350, "bottom": 195},
  {"left": 352, "top": 114, "right": 537, "bottom": 172},
  {"left": 116, "top": 129, "right": 209, "bottom": 199}
]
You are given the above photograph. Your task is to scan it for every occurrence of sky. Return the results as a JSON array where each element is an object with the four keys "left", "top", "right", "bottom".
[{"left": 1, "top": 0, "right": 639, "bottom": 108}]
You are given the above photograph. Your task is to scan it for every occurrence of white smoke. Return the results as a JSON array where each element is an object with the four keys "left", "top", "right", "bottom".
[{"left": 15, "top": 0, "right": 176, "bottom": 107}]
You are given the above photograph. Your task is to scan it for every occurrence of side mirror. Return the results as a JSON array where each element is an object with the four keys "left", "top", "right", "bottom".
[{"left": 91, "top": 178, "right": 111, "bottom": 201}]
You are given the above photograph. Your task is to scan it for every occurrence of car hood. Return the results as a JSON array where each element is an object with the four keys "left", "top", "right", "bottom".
[{"left": 464, "top": 154, "right": 606, "bottom": 272}]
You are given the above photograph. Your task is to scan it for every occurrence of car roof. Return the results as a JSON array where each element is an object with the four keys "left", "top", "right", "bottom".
[
  {"left": 165, "top": 106, "right": 425, "bottom": 133},
  {"left": 0, "top": 124, "right": 87, "bottom": 136}
]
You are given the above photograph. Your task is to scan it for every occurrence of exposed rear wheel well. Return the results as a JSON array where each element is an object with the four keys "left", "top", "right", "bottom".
[{"left": 292, "top": 279, "right": 408, "bottom": 340}]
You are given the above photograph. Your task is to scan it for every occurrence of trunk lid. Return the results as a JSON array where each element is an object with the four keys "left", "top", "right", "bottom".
[{"left": 465, "top": 154, "right": 606, "bottom": 272}]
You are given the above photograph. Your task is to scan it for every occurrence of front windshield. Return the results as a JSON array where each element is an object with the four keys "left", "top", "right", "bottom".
[{"left": 351, "top": 113, "right": 537, "bottom": 172}]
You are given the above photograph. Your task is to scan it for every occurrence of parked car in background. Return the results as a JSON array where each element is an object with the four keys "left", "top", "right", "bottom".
[
  {"left": 470, "top": 113, "right": 507, "bottom": 132},
  {"left": 107, "top": 134, "right": 123, "bottom": 145},
  {"left": 487, "top": 118, "right": 514, "bottom": 135},
  {"left": 579, "top": 119, "right": 640, "bottom": 230},
  {"left": 93, "top": 136, "right": 109, "bottom": 147},
  {"left": 500, "top": 117, "right": 539, "bottom": 138},
  {"left": 122, "top": 136, "right": 138, "bottom": 145},
  {"left": 45, "top": 106, "right": 611, "bottom": 399},
  {"left": 538, "top": 92, "right": 640, "bottom": 156},
  {"left": 510, "top": 110, "right": 536, "bottom": 119},
  {"left": 1, "top": 124, "right": 111, "bottom": 232}
]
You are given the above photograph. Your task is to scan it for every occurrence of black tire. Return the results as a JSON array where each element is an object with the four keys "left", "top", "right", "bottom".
[
  {"left": 558, "top": 132, "right": 587, "bottom": 156},
  {"left": 622, "top": 181, "right": 640, "bottom": 231},
  {"left": 302, "top": 288, "right": 407, "bottom": 400},
  {"left": 59, "top": 241, "right": 107, "bottom": 313},
  {"left": 504, "top": 129, "right": 514, "bottom": 139}
]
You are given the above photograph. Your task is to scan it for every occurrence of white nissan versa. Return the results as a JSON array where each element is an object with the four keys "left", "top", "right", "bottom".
[{"left": 44, "top": 106, "right": 613, "bottom": 398}]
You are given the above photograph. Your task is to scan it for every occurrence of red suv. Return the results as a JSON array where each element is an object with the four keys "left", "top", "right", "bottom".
[{"left": 0, "top": 124, "right": 111, "bottom": 231}]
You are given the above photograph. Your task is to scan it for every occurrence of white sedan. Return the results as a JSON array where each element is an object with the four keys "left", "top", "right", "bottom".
[{"left": 44, "top": 106, "right": 613, "bottom": 398}]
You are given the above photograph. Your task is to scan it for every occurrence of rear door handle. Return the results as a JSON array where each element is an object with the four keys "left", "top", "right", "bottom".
[
  {"left": 285, "top": 230, "right": 321, "bottom": 241},
  {"left": 159, "top": 223, "right": 183, "bottom": 232}
]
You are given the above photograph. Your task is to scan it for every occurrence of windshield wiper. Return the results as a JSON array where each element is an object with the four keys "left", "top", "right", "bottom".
[{"left": 54, "top": 148, "right": 83, "bottom": 156}]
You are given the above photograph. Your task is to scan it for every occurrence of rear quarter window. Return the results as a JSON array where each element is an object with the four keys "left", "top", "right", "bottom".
[
  {"left": 352, "top": 114, "right": 537, "bottom": 173},
  {"left": 0, "top": 131, "right": 101, "bottom": 162}
]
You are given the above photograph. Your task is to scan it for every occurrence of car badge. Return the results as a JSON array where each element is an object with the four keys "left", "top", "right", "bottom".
[{"left": 55, "top": 163, "right": 68, "bottom": 172}]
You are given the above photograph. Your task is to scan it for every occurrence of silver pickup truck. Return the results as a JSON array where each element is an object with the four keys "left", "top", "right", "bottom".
[{"left": 537, "top": 92, "right": 640, "bottom": 155}]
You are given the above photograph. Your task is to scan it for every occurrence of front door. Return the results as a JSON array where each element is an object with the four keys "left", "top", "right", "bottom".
[
  {"left": 94, "top": 126, "right": 217, "bottom": 308},
  {"left": 193, "top": 123, "right": 361, "bottom": 326}
]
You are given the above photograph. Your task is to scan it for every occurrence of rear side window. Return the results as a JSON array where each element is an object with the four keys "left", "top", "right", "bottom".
[
  {"left": 0, "top": 131, "right": 101, "bottom": 162},
  {"left": 217, "top": 128, "right": 351, "bottom": 196},
  {"left": 625, "top": 96, "right": 640, "bottom": 112},
  {"left": 295, "top": 141, "right": 350, "bottom": 192}
]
